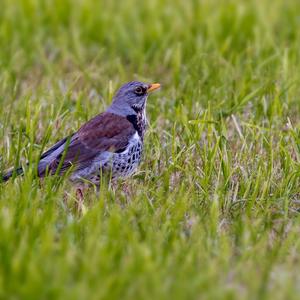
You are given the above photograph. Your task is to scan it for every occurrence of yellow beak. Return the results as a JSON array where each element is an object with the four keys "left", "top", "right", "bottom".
[{"left": 147, "top": 83, "right": 161, "bottom": 93}]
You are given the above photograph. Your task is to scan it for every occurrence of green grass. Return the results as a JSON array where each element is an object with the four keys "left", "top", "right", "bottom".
[{"left": 1, "top": 0, "right": 300, "bottom": 299}]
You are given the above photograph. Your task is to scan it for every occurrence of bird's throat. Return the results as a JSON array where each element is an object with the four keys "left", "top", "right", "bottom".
[{"left": 126, "top": 111, "right": 147, "bottom": 140}]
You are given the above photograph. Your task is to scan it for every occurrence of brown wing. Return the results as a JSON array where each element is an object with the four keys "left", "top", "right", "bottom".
[{"left": 38, "top": 112, "right": 136, "bottom": 176}]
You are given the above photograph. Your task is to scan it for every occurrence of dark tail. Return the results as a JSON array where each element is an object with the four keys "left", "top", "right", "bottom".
[
  {"left": 1, "top": 166, "right": 24, "bottom": 182},
  {"left": 1, "top": 135, "right": 73, "bottom": 183}
]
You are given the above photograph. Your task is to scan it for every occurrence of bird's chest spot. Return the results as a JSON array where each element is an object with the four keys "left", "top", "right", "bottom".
[
  {"left": 136, "top": 112, "right": 146, "bottom": 139},
  {"left": 126, "top": 112, "right": 147, "bottom": 140},
  {"left": 111, "top": 138, "right": 143, "bottom": 177}
]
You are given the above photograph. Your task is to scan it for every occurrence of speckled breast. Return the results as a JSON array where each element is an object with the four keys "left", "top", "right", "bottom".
[{"left": 110, "top": 138, "right": 143, "bottom": 179}]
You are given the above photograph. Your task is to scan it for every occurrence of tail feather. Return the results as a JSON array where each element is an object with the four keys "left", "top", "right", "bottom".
[
  {"left": 1, "top": 135, "right": 73, "bottom": 183},
  {"left": 1, "top": 166, "right": 24, "bottom": 182}
]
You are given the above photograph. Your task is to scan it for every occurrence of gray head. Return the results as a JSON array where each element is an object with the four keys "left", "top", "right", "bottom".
[{"left": 107, "top": 81, "right": 160, "bottom": 116}]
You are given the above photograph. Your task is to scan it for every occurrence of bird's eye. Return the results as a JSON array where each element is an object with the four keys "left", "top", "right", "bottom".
[{"left": 135, "top": 86, "right": 145, "bottom": 95}]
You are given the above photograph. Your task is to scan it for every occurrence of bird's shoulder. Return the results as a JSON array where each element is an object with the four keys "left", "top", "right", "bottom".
[
  {"left": 78, "top": 112, "right": 134, "bottom": 137},
  {"left": 76, "top": 112, "right": 137, "bottom": 151}
]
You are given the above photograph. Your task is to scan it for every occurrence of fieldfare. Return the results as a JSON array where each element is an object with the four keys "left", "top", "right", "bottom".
[{"left": 2, "top": 81, "right": 161, "bottom": 190}]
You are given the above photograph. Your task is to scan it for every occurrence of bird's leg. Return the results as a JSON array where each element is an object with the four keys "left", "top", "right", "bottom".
[
  {"left": 121, "top": 182, "right": 132, "bottom": 196},
  {"left": 110, "top": 179, "right": 118, "bottom": 191},
  {"left": 76, "top": 187, "right": 84, "bottom": 200},
  {"left": 75, "top": 184, "right": 87, "bottom": 213}
]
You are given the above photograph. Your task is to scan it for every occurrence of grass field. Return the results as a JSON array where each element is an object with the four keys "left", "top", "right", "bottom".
[{"left": 1, "top": 0, "right": 300, "bottom": 299}]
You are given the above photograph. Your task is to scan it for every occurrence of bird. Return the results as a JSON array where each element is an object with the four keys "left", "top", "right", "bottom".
[{"left": 1, "top": 81, "right": 161, "bottom": 196}]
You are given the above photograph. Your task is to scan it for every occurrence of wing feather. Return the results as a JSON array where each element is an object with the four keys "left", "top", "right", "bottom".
[{"left": 38, "top": 112, "right": 135, "bottom": 176}]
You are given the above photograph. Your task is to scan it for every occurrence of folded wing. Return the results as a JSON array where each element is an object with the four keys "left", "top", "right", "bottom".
[{"left": 38, "top": 112, "right": 136, "bottom": 176}]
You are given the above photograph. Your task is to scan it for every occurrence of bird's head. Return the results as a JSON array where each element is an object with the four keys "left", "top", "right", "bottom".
[{"left": 108, "top": 81, "right": 160, "bottom": 116}]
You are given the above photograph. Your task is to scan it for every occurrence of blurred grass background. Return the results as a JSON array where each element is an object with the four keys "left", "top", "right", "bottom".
[{"left": 1, "top": 0, "right": 300, "bottom": 299}]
